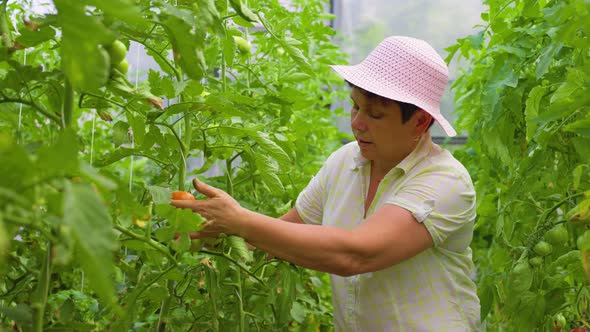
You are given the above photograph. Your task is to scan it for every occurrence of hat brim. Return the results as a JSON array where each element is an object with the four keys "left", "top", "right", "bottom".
[{"left": 331, "top": 64, "right": 457, "bottom": 137}]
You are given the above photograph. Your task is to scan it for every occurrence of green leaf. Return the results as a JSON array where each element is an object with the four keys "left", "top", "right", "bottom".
[
  {"left": 0, "top": 133, "right": 34, "bottom": 189},
  {"left": 155, "top": 204, "right": 205, "bottom": 232},
  {"left": 63, "top": 182, "right": 117, "bottom": 306},
  {"left": 524, "top": 86, "right": 547, "bottom": 142},
  {"left": 0, "top": 304, "right": 32, "bottom": 325},
  {"left": 54, "top": 0, "right": 113, "bottom": 92},
  {"left": 573, "top": 164, "right": 588, "bottom": 190},
  {"left": 37, "top": 128, "right": 79, "bottom": 177},
  {"left": 146, "top": 185, "right": 172, "bottom": 205},
  {"left": 94, "top": 147, "right": 136, "bottom": 167},
  {"left": 86, "top": 0, "right": 145, "bottom": 25},
  {"left": 564, "top": 116, "right": 590, "bottom": 137},
  {"left": 0, "top": 220, "right": 7, "bottom": 264},
  {"left": 59, "top": 298, "right": 75, "bottom": 323},
  {"left": 290, "top": 301, "right": 306, "bottom": 323},
  {"left": 226, "top": 236, "right": 252, "bottom": 263},
  {"left": 127, "top": 113, "right": 146, "bottom": 146},
  {"left": 536, "top": 42, "right": 562, "bottom": 79},
  {"left": 281, "top": 38, "right": 314, "bottom": 76},
  {"left": 512, "top": 292, "right": 545, "bottom": 331},
  {"left": 112, "top": 121, "right": 130, "bottom": 147},
  {"left": 171, "top": 232, "right": 191, "bottom": 253},
  {"left": 228, "top": 0, "right": 258, "bottom": 22},
  {"left": 160, "top": 5, "right": 206, "bottom": 81},
  {"left": 255, "top": 154, "right": 284, "bottom": 194},
  {"left": 15, "top": 25, "right": 55, "bottom": 47},
  {"left": 268, "top": 263, "right": 297, "bottom": 326}
]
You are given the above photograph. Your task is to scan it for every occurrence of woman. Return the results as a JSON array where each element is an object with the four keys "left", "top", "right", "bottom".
[{"left": 172, "top": 36, "right": 480, "bottom": 331}]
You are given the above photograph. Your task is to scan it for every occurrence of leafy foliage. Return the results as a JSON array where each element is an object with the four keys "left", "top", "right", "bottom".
[
  {"left": 0, "top": 0, "right": 347, "bottom": 330},
  {"left": 448, "top": 0, "right": 590, "bottom": 330}
]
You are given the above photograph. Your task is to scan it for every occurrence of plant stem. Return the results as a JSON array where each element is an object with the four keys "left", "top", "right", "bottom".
[
  {"left": 31, "top": 243, "right": 51, "bottom": 332},
  {"left": 114, "top": 224, "right": 177, "bottom": 264},
  {"left": 0, "top": 98, "right": 61, "bottom": 124},
  {"left": 156, "top": 280, "right": 175, "bottom": 332},
  {"left": 200, "top": 249, "right": 265, "bottom": 285},
  {"left": 62, "top": 79, "right": 74, "bottom": 128}
]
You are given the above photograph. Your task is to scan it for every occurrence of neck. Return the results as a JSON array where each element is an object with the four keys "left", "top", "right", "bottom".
[{"left": 371, "top": 140, "right": 421, "bottom": 178}]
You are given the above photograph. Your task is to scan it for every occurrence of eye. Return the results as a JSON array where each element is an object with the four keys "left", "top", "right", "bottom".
[{"left": 369, "top": 113, "right": 383, "bottom": 119}]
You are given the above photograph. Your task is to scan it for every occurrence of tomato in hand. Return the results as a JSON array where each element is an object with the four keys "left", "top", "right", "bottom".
[{"left": 172, "top": 191, "right": 195, "bottom": 200}]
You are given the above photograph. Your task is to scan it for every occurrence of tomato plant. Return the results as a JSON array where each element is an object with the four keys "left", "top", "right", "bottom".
[
  {"left": 448, "top": 0, "right": 590, "bottom": 330},
  {"left": 0, "top": 0, "right": 346, "bottom": 330}
]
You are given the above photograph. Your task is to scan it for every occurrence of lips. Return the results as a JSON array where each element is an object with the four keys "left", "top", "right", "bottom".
[{"left": 356, "top": 138, "right": 373, "bottom": 147}]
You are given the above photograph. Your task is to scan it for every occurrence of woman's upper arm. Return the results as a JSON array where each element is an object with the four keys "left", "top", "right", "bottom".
[{"left": 279, "top": 207, "right": 305, "bottom": 224}]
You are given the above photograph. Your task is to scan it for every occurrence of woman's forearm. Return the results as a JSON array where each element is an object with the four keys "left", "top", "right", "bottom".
[{"left": 237, "top": 209, "right": 361, "bottom": 276}]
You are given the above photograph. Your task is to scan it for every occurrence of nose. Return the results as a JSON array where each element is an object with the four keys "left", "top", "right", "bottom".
[{"left": 351, "top": 110, "right": 368, "bottom": 132}]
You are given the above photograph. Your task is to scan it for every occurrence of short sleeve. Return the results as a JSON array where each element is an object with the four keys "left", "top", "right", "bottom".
[
  {"left": 385, "top": 170, "right": 476, "bottom": 249},
  {"left": 295, "top": 163, "right": 329, "bottom": 225}
]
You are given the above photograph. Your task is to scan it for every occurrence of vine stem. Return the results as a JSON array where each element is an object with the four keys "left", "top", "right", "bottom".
[
  {"left": 0, "top": 97, "right": 61, "bottom": 124},
  {"left": 114, "top": 224, "right": 177, "bottom": 264},
  {"left": 200, "top": 249, "right": 265, "bottom": 285},
  {"left": 62, "top": 78, "right": 74, "bottom": 128},
  {"left": 31, "top": 243, "right": 51, "bottom": 332}
]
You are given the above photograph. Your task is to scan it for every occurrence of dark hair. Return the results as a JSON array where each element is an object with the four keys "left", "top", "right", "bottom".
[{"left": 347, "top": 81, "right": 434, "bottom": 128}]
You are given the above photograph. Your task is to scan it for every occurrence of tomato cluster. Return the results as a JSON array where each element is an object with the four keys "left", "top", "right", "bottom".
[{"left": 106, "top": 40, "right": 129, "bottom": 74}]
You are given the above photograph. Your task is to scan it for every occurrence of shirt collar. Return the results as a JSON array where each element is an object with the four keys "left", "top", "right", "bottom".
[{"left": 350, "top": 132, "right": 434, "bottom": 173}]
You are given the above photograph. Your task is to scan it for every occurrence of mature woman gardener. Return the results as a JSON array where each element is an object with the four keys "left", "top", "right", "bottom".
[{"left": 171, "top": 36, "right": 480, "bottom": 331}]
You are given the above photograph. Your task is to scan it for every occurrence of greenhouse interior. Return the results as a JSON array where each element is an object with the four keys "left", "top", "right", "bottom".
[{"left": 1, "top": 0, "right": 589, "bottom": 331}]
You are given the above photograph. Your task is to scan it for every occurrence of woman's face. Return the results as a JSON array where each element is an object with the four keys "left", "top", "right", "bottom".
[{"left": 349, "top": 86, "right": 429, "bottom": 166}]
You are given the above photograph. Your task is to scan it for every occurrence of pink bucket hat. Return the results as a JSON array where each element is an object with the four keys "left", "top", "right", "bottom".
[{"left": 331, "top": 36, "right": 457, "bottom": 137}]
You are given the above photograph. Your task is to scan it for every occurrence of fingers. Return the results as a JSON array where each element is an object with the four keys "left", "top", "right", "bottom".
[
  {"left": 170, "top": 199, "right": 199, "bottom": 211},
  {"left": 192, "top": 177, "right": 222, "bottom": 198}
]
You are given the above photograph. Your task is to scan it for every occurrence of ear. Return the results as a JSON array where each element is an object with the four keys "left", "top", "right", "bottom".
[{"left": 414, "top": 109, "right": 433, "bottom": 134}]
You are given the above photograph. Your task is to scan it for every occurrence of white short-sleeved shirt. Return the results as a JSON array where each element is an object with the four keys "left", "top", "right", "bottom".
[{"left": 295, "top": 134, "right": 480, "bottom": 331}]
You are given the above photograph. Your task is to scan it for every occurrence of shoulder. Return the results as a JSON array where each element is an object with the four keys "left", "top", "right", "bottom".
[
  {"left": 323, "top": 140, "right": 359, "bottom": 168},
  {"left": 419, "top": 144, "right": 474, "bottom": 189}
]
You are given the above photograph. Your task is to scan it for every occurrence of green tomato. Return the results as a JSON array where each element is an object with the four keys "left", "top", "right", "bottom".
[
  {"left": 529, "top": 256, "right": 543, "bottom": 267},
  {"left": 233, "top": 36, "right": 251, "bottom": 54},
  {"left": 555, "top": 313, "right": 566, "bottom": 328},
  {"left": 545, "top": 224, "right": 569, "bottom": 245},
  {"left": 533, "top": 241, "right": 553, "bottom": 256},
  {"left": 107, "top": 40, "right": 127, "bottom": 64},
  {"left": 190, "top": 239, "right": 204, "bottom": 253},
  {"left": 114, "top": 59, "right": 129, "bottom": 74},
  {"left": 577, "top": 230, "right": 590, "bottom": 251}
]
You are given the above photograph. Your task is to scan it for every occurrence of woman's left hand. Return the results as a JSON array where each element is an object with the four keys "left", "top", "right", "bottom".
[{"left": 170, "top": 178, "right": 247, "bottom": 239}]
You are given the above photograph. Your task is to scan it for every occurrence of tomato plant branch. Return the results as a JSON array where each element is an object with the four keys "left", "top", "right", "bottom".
[
  {"left": 31, "top": 243, "right": 51, "bottom": 332},
  {"left": 3, "top": 214, "right": 58, "bottom": 243},
  {"left": 123, "top": 33, "right": 181, "bottom": 81},
  {"left": 79, "top": 92, "right": 127, "bottom": 109},
  {"left": 0, "top": 97, "right": 60, "bottom": 123},
  {"left": 0, "top": 0, "right": 13, "bottom": 47},
  {"left": 539, "top": 192, "right": 586, "bottom": 226},
  {"left": 199, "top": 249, "right": 265, "bottom": 285},
  {"left": 114, "top": 224, "right": 177, "bottom": 265},
  {"left": 156, "top": 280, "right": 175, "bottom": 332},
  {"left": 153, "top": 121, "right": 187, "bottom": 152},
  {"left": 61, "top": 79, "right": 74, "bottom": 128}
]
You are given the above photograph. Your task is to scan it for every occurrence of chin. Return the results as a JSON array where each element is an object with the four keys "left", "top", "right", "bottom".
[{"left": 359, "top": 149, "right": 376, "bottom": 160}]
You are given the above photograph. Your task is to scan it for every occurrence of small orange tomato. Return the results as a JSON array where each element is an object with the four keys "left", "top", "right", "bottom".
[{"left": 172, "top": 191, "right": 195, "bottom": 200}]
